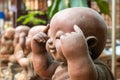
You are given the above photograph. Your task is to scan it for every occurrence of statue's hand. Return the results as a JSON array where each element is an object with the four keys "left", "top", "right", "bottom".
[
  {"left": 60, "top": 25, "right": 89, "bottom": 61},
  {"left": 19, "top": 32, "right": 27, "bottom": 49},
  {"left": 31, "top": 26, "right": 49, "bottom": 54}
]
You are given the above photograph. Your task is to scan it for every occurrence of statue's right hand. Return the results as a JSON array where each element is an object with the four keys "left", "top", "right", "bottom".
[
  {"left": 33, "top": 32, "right": 48, "bottom": 44},
  {"left": 31, "top": 32, "right": 49, "bottom": 54},
  {"left": 31, "top": 25, "right": 49, "bottom": 54}
]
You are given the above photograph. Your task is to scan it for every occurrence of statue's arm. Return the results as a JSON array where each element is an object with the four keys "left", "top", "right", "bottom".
[
  {"left": 31, "top": 32, "right": 58, "bottom": 79},
  {"left": 14, "top": 44, "right": 28, "bottom": 68},
  {"left": 60, "top": 25, "right": 98, "bottom": 80}
]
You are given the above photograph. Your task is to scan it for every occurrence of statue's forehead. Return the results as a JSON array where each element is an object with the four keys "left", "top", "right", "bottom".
[{"left": 49, "top": 25, "right": 74, "bottom": 37}]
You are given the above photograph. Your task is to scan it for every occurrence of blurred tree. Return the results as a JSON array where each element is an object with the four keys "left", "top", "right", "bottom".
[
  {"left": 47, "top": 0, "right": 110, "bottom": 19},
  {"left": 17, "top": 11, "right": 47, "bottom": 27}
]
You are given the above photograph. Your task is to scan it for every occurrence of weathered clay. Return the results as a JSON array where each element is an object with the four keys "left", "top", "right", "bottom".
[
  {"left": 31, "top": 7, "right": 114, "bottom": 80},
  {"left": 49, "top": 7, "right": 107, "bottom": 59},
  {"left": 15, "top": 25, "right": 46, "bottom": 80},
  {"left": 0, "top": 28, "right": 15, "bottom": 63},
  {"left": 13, "top": 25, "right": 30, "bottom": 48}
]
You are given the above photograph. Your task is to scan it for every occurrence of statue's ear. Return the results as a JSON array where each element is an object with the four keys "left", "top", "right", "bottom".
[{"left": 86, "top": 36, "right": 98, "bottom": 48}]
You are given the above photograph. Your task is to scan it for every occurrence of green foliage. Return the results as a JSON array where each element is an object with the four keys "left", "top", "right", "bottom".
[
  {"left": 69, "top": 0, "right": 88, "bottom": 7},
  {"left": 47, "top": 0, "right": 110, "bottom": 19},
  {"left": 47, "top": 0, "right": 67, "bottom": 19},
  {"left": 95, "top": 0, "right": 111, "bottom": 17},
  {"left": 17, "top": 11, "right": 47, "bottom": 26},
  {"left": 47, "top": 0, "right": 88, "bottom": 19}
]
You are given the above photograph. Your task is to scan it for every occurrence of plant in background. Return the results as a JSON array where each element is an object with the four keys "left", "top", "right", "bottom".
[
  {"left": 17, "top": 11, "right": 47, "bottom": 27},
  {"left": 47, "top": 0, "right": 110, "bottom": 19},
  {"left": 94, "top": 0, "right": 110, "bottom": 16}
]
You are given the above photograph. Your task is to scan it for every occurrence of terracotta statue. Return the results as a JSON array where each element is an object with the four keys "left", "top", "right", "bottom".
[
  {"left": 12, "top": 25, "right": 30, "bottom": 80},
  {"left": 0, "top": 28, "right": 15, "bottom": 80},
  {"left": 14, "top": 25, "right": 45, "bottom": 80},
  {"left": 31, "top": 7, "right": 114, "bottom": 80},
  {"left": 0, "top": 28, "right": 15, "bottom": 65},
  {"left": 13, "top": 25, "right": 30, "bottom": 49}
]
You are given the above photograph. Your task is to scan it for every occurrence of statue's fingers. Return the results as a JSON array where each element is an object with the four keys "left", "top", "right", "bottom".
[
  {"left": 73, "top": 25, "right": 83, "bottom": 35},
  {"left": 74, "top": 25, "right": 86, "bottom": 40},
  {"left": 43, "top": 24, "right": 50, "bottom": 34},
  {"left": 40, "top": 32, "right": 49, "bottom": 42},
  {"left": 33, "top": 34, "right": 40, "bottom": 42},
  {"left": 60, "top": 35, "right": 65, "bottom": 40},
  {"left": 65, "top": 33, "right": 71, "bottom": 36}
]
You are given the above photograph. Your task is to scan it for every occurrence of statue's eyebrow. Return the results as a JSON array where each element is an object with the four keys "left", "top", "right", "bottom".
[
  {"left": 55, "top": 35, "right": 60, "bottom": 39},
  {"left": 55, "top": 31, "right": 64, "bottom": 39},
  {"left": 4, "top": 36, "right": 9, "bottom": 40}
]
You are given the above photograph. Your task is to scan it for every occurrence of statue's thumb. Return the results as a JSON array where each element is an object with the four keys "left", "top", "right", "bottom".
[
  {"left": 43, "top": 24, "right": 50, "bottom": 34},
  {"left": 74, "top": 25, "right": 84, "bottom": 35}
]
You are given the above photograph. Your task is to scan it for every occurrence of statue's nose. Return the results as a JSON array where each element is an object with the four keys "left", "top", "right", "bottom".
[{"left": 48, "top": 39, "right": 53, "bottom": 45}]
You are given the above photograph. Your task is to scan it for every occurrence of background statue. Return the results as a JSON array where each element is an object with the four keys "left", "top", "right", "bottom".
[
  {"left": 14, "top": 25, "right": 45, "bottom": 80},
  {"left": 0, "top": 28, "right": 15, "bottom": 65},
  {"left": 0, "top": 28, "right": 15, "bottom": 80}
]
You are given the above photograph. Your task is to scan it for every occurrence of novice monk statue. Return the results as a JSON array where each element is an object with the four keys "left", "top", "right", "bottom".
[
  {"left": 0, "top": 28, "right": 15, "bottom": 65},
  {"left": 0, "top": 28, "right": 15, "bottom": 80},
  {"left": 14, "top": 25, "right": 45, "bottom": 80},
  {"left": 13, "top": 25, "right": 30, "bottom": 80},
  {"left": 13, "top": 25, "right": 30, "bottom": 49},
  {"left": 31, "top": 7, "right": 114, "bottom": 80}
]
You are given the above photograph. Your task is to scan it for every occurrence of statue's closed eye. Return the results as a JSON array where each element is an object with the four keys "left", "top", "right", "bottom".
[
  {"left": 56, "top": 31, "right": 64, "bottom": 39},
  {"left": 4, "top": 36, "right": 10, "bottom": 40}
]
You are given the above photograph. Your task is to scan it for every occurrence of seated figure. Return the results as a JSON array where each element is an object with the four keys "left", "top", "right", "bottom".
[
  {"left": 0, "top": 28, "right": 15, "bottom": 65},
  {"left": 13, "top": 25, "right": 30, "bottom": 80},
  {"left": 31, "top": 7, "right": 114, "bottom": 80},
  {"left": 0, "top": 28, "right": 15, "bottom": 80},
  {"left": 13, "top": 25, "right": 30, "bottom": 49},
  {"left": 14, "top": 25, "right": 46, "bottom": 80}
]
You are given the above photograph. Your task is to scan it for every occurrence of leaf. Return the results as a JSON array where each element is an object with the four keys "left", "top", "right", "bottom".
[
  {"left": 69, "top": 0, "right": 88, "bottom": 7},
  {"left": 32, "top": 18, "right": 46, "bottom": 25},
  {"left": 47, "top": 0, "right": 68, "bottom": 19},
  {"left": 22, "top": 16, "right": 34, "bottom": 25},
  {"left": 34, "top": 11, "right": 45, "bottom": 15},
  {"left": 47, "top": 0, "right": 89, "bottom": 19},
  {"left": 17, "top": 15, "right": 26, "bottom": 22},
  {"left": 58, "top": 0, "right": 67, "bottom": 10},
  {"left": 95, "top": 0, "right": 111, "bottom": 17},
  {"left": 47, "top": 0, "right": 60, "bottom": 19},
  {"left": 17, "top": 10, "right": 46, "bottom": 25}
]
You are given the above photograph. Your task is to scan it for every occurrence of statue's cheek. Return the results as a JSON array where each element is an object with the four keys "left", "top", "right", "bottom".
[{"left": 46, "top": 42, "right": 50, "bottom": 54}]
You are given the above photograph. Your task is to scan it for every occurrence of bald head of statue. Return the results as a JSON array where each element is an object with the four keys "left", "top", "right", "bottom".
[{"left": 49, "top": 7, "right": 107, "bottom": 59}]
